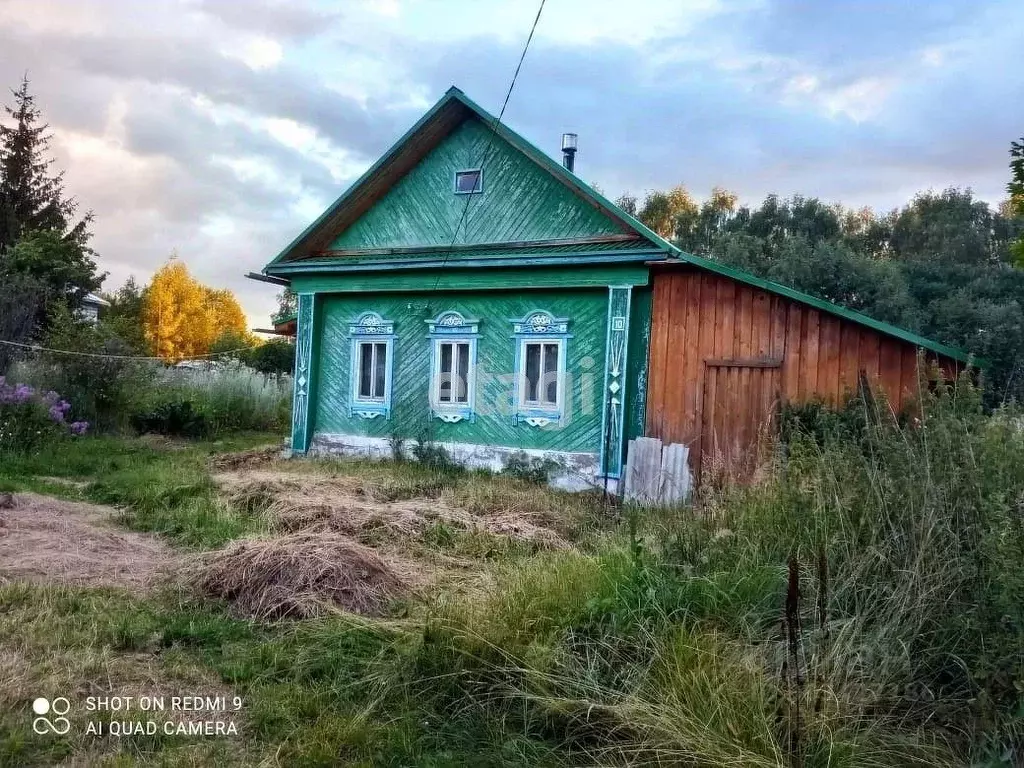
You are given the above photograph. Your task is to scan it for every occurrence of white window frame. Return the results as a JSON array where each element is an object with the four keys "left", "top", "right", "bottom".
[
  {"left": 347, "top": 312, "right": 395, "bottom": 419},
  {"left": 517, "top": 338, "right": 564, "bottom": 411},
  {"left": 510, "top": 310, "right": 571, "bottom": 426},
  {"left": 453, "top": 168, "right": 483, "bottom": 194},
  {"left": 354, "top": 340, "right": 389, "bottom": 404},
  {"left": 426, "top": 311, "right": 480, "bottom": 423}
]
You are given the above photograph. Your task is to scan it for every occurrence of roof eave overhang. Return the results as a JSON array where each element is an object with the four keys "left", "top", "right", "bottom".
[{"left": 266, "top": 249, "right": 665, "bottom": 276}]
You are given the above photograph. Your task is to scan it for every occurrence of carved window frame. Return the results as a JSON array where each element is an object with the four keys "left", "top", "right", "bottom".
[
  {"left": 510, "top": 310, "right": 571, "bottom": 427},
  {"left": 348, "top": 312, "right": 396, "bottom": 419},
  {"left": 426, "top": 311, "right": 479, "bottom": 423}
]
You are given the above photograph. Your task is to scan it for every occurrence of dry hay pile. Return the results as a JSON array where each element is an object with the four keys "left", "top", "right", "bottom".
[
  {"left": 197, "top": 465, "right": 576, "bottom": 620},
  {"left": 0, "top": 493, "right": 176, "bottom": 590},
  {"left": 189, "top": 532, "right": 410, "bottom": 620},
  {"left": 211, "top": 444, "right": 284, "bottom": 471},
  {"left": 213, "top": 469, "right": 569, "bottom": 549}
]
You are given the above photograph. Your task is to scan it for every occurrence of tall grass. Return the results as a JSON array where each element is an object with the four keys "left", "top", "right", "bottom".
[
  {"left": 149, "top": 363, "right": 292, "bottom": 433},
  {"left": 2, "top": 377, "right": 1020, "bottom": 765},
  {"left": 405, "top": 379, "right": 1024, "bottom": 766}
]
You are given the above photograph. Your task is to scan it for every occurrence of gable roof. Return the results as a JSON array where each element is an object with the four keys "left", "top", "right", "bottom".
[
  {"left": 264, "top": 86, "right": 672, "bottom": 268},
  {"left": 261, "top": 86, "right": 976, "bottom": 366}
]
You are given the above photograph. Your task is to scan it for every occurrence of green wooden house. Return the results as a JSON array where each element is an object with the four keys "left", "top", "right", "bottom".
[{"left": 259, "top": 86, "right": 675, "bottom": 490}]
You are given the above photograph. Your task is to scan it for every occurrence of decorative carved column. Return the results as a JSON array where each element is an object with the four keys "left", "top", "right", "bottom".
[
  {"left": 600, "top": 286, "right": 632, "bottom": 479},
  {"left": 291, "top": 293, "right": 317, "bottom": 454}
]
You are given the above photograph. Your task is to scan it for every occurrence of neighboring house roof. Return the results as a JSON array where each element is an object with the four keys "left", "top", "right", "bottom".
[
  {"left": 262, "top": 86, "right": 977, "bottom": 365},
  {"left": 82, "top": 292, "right": 110, "bottom": 307}
]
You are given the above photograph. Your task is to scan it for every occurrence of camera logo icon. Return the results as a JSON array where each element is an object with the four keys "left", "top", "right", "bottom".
[{"left": 32, "top": 697, "right": 71, "bottom": 735}]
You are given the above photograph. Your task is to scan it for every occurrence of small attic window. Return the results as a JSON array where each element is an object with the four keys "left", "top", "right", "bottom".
[{"left": 454, "top": 169, "right": 483, "bottom": 194}]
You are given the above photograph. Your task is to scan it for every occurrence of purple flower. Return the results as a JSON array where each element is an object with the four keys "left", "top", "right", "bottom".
[
  {"left": 48, "top": 404, "right": 66, "bottom": 423},
  {"left": 70, "top": 421, "right": 89, "bottom": 436}
]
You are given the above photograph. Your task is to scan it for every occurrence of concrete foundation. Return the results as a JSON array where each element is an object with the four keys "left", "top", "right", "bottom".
[{"left": 306, "top": 432, "right": 616, "bottom": 493}]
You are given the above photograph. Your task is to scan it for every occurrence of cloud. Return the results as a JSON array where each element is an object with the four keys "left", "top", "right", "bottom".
[
  {"left": 0, "top": 0, "right": 1018, "bottom": 327},
  {"left": 194, "top": 0, "right": 339, "bottom": 42}
]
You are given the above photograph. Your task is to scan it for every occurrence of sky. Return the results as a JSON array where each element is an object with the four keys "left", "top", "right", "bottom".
[{"left": 0, "top": 0, "right": 1021, "bottom": 326}]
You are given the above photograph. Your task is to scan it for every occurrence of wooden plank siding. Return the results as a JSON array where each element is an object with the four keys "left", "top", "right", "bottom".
[{"left": 645, "top": 267, "right": 962, "bottom": 479}]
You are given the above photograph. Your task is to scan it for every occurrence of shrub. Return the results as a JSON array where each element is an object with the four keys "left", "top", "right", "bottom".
[
  {"left": 0, "top": 377, "right": 88, "bottom": 453},
  {"left": 242, "top": 338, "right": 295, "bottom": 376},
  {"left": 137, "top": 363, "right": 291, "bottom": 435},
  {"left": 387, "top": 433, "right": 406, "bottom": 462},
  {"left": 501, "top": 451, "right": 561, "bottom": 485},
  {"left": 411, "top": 429, "right": 458, "bottom": 471},
  {"left": 36, "top": 301, "right": 153, "bottom": 432},
  {"left": 131, "top": 398, "right": 210, "bottom": 439}
]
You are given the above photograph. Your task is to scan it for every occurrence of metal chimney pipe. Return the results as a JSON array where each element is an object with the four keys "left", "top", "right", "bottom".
[{"left": 561, "top": 132, "right": 578, "bottom": 172}]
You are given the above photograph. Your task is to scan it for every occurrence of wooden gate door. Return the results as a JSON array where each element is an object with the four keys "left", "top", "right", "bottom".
[{"left": 700, "top": 360, "right": 781, "bottom": 480}]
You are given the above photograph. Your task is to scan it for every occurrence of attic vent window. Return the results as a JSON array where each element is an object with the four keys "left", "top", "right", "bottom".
[{"left": 454, "top": 169, "right": 483, "bottom": 194}]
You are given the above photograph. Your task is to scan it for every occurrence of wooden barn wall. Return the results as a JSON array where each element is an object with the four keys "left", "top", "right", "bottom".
[{"left": 646, "top": 268, "right": 959, "bottom": 475}]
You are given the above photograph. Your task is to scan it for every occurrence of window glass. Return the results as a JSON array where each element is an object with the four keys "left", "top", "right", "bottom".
[
  {"left": 357, "top": 342, "right": 387, "bottom": 401},
  {"left": 439, "top": 343, "right": 454, "bottom": 402},
  {"left": 358, "top": 343, "right": 373, "bottom": 399},
  {"left": 524, "top": 343, "right": 541, "bottom": 403},
  {"left": 373, "top": 342, "right": 387, "bottom": 399},
  {"left": 543, "top": 342, "right": 558, "bottom": 404},
  {"left": 456, "top": 343, "right": 470, "bottom": 403}
]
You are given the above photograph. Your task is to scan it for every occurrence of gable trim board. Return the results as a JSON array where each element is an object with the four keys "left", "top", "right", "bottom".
[
  {"left": 269, "top": 249, "right": 663, "bottom": 275},
  {"left": 288, "top": 265, "right": 650, "bottom": 294}
]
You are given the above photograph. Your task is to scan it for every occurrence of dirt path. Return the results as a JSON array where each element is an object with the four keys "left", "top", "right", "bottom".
[{"left": 0, "top": 493, "right": 177, "bottom": 590}]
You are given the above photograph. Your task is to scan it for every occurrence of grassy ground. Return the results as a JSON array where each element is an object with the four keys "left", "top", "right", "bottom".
[{"left": 0, "top": 383, "right": 1021, "bottom": 767}]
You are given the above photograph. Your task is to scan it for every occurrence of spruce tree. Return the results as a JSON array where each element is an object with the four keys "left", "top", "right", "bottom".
[{"left": 0, "top": 75, "right": 101, "bottom": 320}]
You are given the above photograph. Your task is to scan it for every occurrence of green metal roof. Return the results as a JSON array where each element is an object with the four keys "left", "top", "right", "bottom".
[{"left": 262, "top": 86, "right": 977, "bottom": 366}]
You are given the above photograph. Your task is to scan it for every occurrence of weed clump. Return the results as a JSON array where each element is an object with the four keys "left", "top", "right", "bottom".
[{"left": 500, "top": 452, "right": 562, "bottom": 485}]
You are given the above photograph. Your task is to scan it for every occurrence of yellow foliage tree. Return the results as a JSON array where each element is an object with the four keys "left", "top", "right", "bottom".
[
  {"left": 142, "top": 258, "right": 249, "bottom": 362},
  {"left": 638, "top": 184, "right": 699, "bottom": 239}
]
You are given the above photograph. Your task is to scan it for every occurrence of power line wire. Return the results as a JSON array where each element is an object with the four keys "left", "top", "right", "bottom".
[
  {"left": 431, "top": 0, "right": 546, "bottom": 290},
  {"left": 0, "top": 338, "right": 255, "bottom": 362}
]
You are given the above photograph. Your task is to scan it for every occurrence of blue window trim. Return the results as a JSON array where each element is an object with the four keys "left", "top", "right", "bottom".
[
  {"left": 426, "top": 311, "right": 479, "bottom": 422},
  {"left": 348, "top": 312, "right": 396, "bottom": 419},
  {"left": 509, "top": 310, "right": 572, "bottom": 427}
]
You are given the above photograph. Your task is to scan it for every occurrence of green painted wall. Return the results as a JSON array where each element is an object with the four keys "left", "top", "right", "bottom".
[
  {"left": 329, "top": 118, "right": 624, "bottom": 250},
  {"left": 312, "top": 288, "right": 608, "bottom": 453}
]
